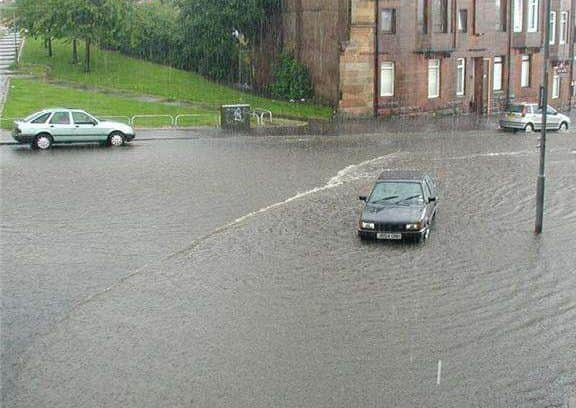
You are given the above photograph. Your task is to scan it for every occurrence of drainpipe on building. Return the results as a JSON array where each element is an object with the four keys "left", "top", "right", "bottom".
[
  {"left": 374, "top": 0, "right": 380, "bottom": 117},
  {"left": 568, "top": 0, "right": 576, "bottom": 110},
  {"left": 506, "top": 0, "right": 513, "bottom": 108}
]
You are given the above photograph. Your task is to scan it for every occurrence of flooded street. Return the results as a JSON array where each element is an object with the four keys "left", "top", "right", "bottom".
[{"left": 2, "top": 126, "right": 576, "bottom": 407}]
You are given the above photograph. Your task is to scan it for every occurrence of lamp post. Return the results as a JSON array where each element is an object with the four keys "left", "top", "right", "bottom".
[
  {"left": 535, "top": 0, "right": 552, "bottom": 234},
  {"left": 13, "top": 9, "right": 18, "bottom": 65}
]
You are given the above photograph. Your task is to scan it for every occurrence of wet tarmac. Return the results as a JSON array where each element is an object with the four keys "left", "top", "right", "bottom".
[{"left": 1, "top": 127, "right": 575, "bottom": 407}]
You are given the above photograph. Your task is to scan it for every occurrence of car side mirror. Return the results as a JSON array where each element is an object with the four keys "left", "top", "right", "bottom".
[
  {"left": 359, "top": 196, "right": 367, "bottom": 202},
  {"left": 92, "top": 121, "right": 97, "bottom": 126},
  {"left": 428, "top": 197, "right": 437, "bottom": 203}
]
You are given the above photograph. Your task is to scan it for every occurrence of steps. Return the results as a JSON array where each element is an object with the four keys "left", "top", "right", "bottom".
[{"left": 0, "top": 30, "right": 21, "bottom": 75}]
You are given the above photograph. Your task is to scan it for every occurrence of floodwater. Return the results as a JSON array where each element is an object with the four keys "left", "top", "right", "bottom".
[{"left": 1, "top": 126, "right": 575, "bottom": 407}]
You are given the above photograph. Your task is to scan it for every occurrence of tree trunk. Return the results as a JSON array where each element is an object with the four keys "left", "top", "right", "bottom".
[
  {"left": 72, "top": 39, "right": 78, "bottom": 64},
  {"left": 84, "top": 38, "right": 91, "bottom": 72},
  {"left": 47, "top": 38, "right": 53, "bottom": 57}
]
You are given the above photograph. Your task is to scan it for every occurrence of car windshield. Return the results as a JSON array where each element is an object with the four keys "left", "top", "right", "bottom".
[{"left": 368, "top": 182, "right": 424, "bottom": 205}]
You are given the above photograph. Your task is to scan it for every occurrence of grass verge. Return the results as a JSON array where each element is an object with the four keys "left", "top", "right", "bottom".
[
  {"left": 1, "top": 78, "right": 219, "bottom": 129},
  {"left": 19, "top": 38, "right": 332, "bottom": 120}
]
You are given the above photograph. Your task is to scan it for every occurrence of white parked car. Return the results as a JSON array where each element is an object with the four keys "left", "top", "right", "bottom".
[
  {"left": 12, "top": 108, "right": 135, "bottom": 150},
  {"left": 499, "top": 103, "right": 570, "bottom": 132}
]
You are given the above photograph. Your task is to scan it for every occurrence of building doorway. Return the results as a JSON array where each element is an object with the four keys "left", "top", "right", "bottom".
[{"left": 473, "top": 57, "right": 490, "bottom": 114}]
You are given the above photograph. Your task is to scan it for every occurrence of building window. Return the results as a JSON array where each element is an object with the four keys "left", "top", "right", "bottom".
[
  {"left": 456, "top": 58, "right": 465, "bottom": 96},
  {"left": 552, "top": 74, "right": 560, "bottom": 98},
  {"left": 433, "top": 0, "right": 449, "bottom": 33},
  {"left": 458, "top": 9, "right": 468, "bottom": 32},
  {"left": 560, "top": 11, "right": 569, "bottom": 44},
  {"left": 418, "top": 0, "right": 429, "bottom": 34},
  {"left": 521, "top": 55, "right": 531, "bottom": 87},
  {"left": 550, "top": 11, "right": 556, "bottom": 44},
  {"left": 527, "top": 0, "right": 538, "bottom": 32},
  {"left": 428, "top": 59, "right": 440, "bottom": 98},
  {"left": 380, "top": 62, "right": 395, "bottom": 96},
  {"left": 496, "top": 0, "right": 507, "bottom": 31},
  {"left": 381, "top": 9, "right": 396, "bottom": 33},
  {"left": 514, "top": 0, "right": 523, "bottom": 32},
  {"left": 493, "top": 57, "right": 503, "bottom": 91}
]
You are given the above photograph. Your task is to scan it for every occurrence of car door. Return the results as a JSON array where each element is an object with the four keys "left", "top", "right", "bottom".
[
  {"left": 48, "top": 111, "right": 75, "bottom": 142},
  {"left": 546, "top": 105, "right": 561, "bottom": 129},
  {"left": 535, "top": 106, "right": 560, "bottom": 130},
  {"left": 72, "top": 111, "right": 103, "bottom": 142}
]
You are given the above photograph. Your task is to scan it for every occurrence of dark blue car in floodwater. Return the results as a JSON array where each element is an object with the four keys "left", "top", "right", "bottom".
[{"left": 358, "top": 171, "right": 438, "bottom": 243}]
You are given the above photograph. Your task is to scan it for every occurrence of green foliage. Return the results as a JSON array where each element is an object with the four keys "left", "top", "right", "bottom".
[
  {"left": 268, "top": 54, "right": 314, "bottom": 101},
  {"left": 19, "top": 38, "right": 332, "bottom": 120}
]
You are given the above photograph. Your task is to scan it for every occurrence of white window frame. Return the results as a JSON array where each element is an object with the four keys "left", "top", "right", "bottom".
[
  {"left": 550, "top": 11, "right": 556, "bottom": 44},
  {"left": 514, "top": 0, "right": 524, "bottom": 32},
  {"left": 521, "top": 55, "right": 531, "bottom": 87},
  {"left": 493, "top": 57, "right": 503, "bottom": 91},
  {"left": 560, "top": 11, "right": 568, "bottom": 44},
  {"left": 456, "top": 58, "right": 465, "bottom": 96},
  {"left": 527, "top": 0, "right": 539, "bottom": 32},
  {"left": 428, "top": 59, "right": 440, "bottom": 99},
  {"left": 552, "top": 74, "right": 560, "bottom": 98},
  {"left": 380, "top": 62, "right": 395, "bottom": 97}
]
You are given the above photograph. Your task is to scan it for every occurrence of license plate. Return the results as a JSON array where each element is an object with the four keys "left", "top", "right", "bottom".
[{"left": 377, "top": 232, "right": 402, "bottom": 240}]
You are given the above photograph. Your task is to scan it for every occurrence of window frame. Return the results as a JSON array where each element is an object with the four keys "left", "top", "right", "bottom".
[
  {"left": 527, "top": 0, "right": 539, "bottom": 33},
  {"left": 521, "top": 55, "right": 531, "bottom": 88},
  {"left": 493, "top": 56, "right": 504, "bottom": 91},
  {"left": 552, "top": 74, "right": 560, "bottom": 99},
  {"left": 380, "top": 61, "right": 395, "bottom": 97},
  {"left": 514, "top": 0, "right": 524, "bottom": 32},
  {"left": 428, "top": 59, "right": 441, "bottom": 99},
  {"left": 550, "top": 11, "right": 556, "bottom": 45},
  {"left": 381, "top": 9, "right": 396, "bottom": 34},
  {"left": 560, "top": 11, "right": 568, "bottom": 44},
  {"left": 456, "top": 58, "right": 466, "bottom": 96},
  {"left": 458, "top": 9, "right": 468, "bottom": 33}
]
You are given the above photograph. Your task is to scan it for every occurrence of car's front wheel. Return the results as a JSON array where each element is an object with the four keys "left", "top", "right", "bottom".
[
  {"left": 108, "top": 132, "right": 125, "bottom": 147},
  {"left": 32, "top": 133, "right": 53, "bottom": 150},
  {"left": 559, "top": 122, "right": 569, "bottom": 131}
]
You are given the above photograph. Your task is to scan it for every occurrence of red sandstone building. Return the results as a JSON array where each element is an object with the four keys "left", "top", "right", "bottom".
[{"left": 281, "top": 0, "right": 576, "bottom": 117}]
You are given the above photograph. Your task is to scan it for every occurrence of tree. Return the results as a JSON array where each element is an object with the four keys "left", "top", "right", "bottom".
[{"left": 178, "top": 0, "right": 281, "bottom": 82}]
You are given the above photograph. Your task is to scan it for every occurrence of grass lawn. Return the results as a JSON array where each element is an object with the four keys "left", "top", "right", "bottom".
[
  {"left": 20, "top": 38, "right": 332, "bottom": 120},
  {"left": 1, "top": 78, "right": 219, "bottom": 129}
]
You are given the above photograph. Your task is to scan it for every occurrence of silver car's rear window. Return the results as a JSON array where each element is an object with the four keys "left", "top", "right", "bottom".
[
  {"left": 507, "top": 105, "right": 525, "bottom": 113},
  {"left": 29, "top": 112, "right": 52, "bottom": 124}
]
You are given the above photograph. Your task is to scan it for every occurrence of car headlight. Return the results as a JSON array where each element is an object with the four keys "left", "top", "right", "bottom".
[
  {"left": 361, "top": 222, "right": 375, "bottom": 230},
  {"left": 406, "top": 223, "right": 421, "bottom": 230}
]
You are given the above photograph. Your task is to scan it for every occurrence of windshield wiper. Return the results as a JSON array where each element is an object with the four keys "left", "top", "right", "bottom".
[
  {"left": 370, "top": 195, "right": 399, "bottom": 204},
  {"left": 394, "top": 195, "right": 423, "bottom": 205}
]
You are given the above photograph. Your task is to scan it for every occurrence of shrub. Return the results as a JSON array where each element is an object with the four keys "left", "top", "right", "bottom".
[{"left": 268, "top": 54, "right": 314, "bottom": 101}]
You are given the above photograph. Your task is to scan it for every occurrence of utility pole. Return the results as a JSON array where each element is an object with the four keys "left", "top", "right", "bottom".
[{"left": 535, "top": 0, "right": 552, "bottom": 234}]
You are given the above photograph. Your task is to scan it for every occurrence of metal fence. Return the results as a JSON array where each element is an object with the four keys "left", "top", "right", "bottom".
[{"left": 1, "top": 109, "right": 276, "bottom": 129}]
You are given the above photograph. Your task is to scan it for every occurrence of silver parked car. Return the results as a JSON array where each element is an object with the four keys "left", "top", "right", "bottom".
[
  {"left": 12, "top": 108, "right": 136, "bottom": 150},
  {"left": 499, "top": 103, "right": 570, "bottom": 132}
]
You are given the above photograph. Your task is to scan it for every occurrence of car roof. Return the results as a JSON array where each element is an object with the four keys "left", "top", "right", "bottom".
[{"left": 377, "top": 171, "right": 431, "bottom": 182}]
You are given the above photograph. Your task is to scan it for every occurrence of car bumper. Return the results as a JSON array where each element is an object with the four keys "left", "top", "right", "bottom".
[
  {"left": 12, "top": 133, "right": 34, "bottom": 144},
  {"left": 125, "top": 133, "right": 135, "bottom": 142},
  {"left": 358, "top": 228, "right": 426, "bottom": 240},
  {"left": 499, "top": 120, "right": 527, "bottom": 129}
]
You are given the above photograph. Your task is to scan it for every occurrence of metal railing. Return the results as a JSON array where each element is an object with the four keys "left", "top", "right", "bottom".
[
  {"left": 130, "top": 114, "right": 175, "bottom": 127},
  {"left": 251, "top": 109, "right": 273, "bottom": 126},
  {"left": 174, "top": 113, "right": 218, "bottom": 127}
]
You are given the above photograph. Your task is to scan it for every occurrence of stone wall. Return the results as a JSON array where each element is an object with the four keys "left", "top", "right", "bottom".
[{"left": 338, "top": 0, "right": 376, "bottom": 116}]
